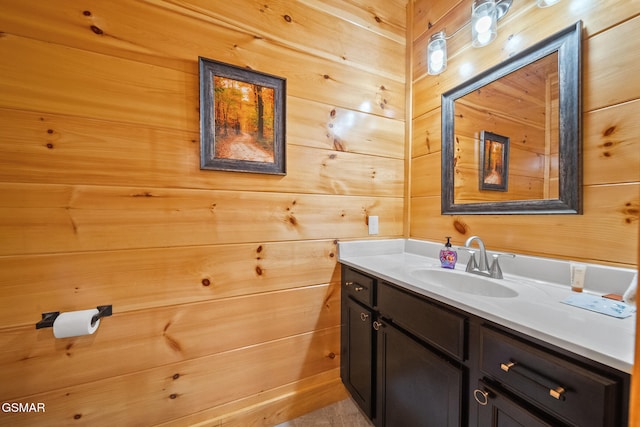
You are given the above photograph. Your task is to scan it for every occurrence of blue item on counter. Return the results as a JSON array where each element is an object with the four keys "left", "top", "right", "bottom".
[{"left": 561, "top": 293, "right": 636, "bottom": 319}]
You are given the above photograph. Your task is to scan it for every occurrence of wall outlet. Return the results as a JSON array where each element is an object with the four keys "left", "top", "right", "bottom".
[{"left": 368, "top": 216, "right": 379, "bottom": 235}]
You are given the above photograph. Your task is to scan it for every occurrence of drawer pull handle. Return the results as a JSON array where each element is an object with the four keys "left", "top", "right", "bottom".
[
  {"left": 345, "top": 281, "right": 364, "bottom": 291},
  {"left": 500, "top": 362, "right": 515, "bottom": 372},
  {"left": 499, "top": 360, "right": 567, "bottom": 401},
  {"left": 473, "top": 388, "right": 490, "bottom": 406},
  {"left": 360, "top": 313, "right": 369, "bottom": 321}
]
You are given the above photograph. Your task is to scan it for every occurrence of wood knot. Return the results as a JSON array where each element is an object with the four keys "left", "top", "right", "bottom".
[
  {"left": 453, "top": 219, "right": 468, "bottom": 234},
  {"left": 173, "top": 373, "right": 180, "bottom": 380},
  {"left": 328, "top": 352, "right": 336, "bottom": 359},
  {"left": 90, "top": 25, "right": 103, "bottom": 35},
  {"left": 283, "top": 14, "right": 292, "bottom": 22},
  {"left": 201, "top": 278, "right": 210, "bottom": 287},
  {"left": 329, "top": 153, "right": 337, "bottom": 160},
  {"left": 74, "top": 414, "right": 82, "bottom": 420},
  {"left": 374, "top": 16, "right": 382, "bottom": 23},
  {"left": 288, "top": 215, "right": 297, "bottom": 226},
  {"left": 256, "top": 266, "right": 263, "bottom": 275},
  {"left": 256, "top": 245, "right": 263, "bottom": 253},
  {"left": 330, "top": 109, "right": 336, "bottom": 117},
  {"left": 46, "top": 143, "right": 54, "bottom": 149},
  {"left": 82, "top": 10, "right": 92, "bottom": 16},
  {"left": 323, "top": 74, "right": 330, "bottom": 80},
  {"left": 47, "top": 129, "right": 54, "bottom": 134},
  {"left": 603, "top": 126, "right": 616, "bottom": 136},
  {"left": 169, "top": 394, "right": 178, "bottom": 400}
]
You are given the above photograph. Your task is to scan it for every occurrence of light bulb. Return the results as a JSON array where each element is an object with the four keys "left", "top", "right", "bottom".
[{"left": 471, "top": 0, "right": 497, "bottom": 47}]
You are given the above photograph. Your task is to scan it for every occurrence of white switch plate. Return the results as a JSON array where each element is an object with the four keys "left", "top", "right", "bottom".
[{"left": 368, "top": 216, "right": 379, "bottom": 235}]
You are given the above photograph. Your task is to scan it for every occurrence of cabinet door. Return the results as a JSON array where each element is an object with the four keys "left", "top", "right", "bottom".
[
  {"left": 341, "top": 297, "right": 373, "bottom": 418},
  {"left": 475, "top": 381, "right": 560, "bottom": 427},
  {"left": 376, "top": 321, "right": 462, "bottom": 427}
]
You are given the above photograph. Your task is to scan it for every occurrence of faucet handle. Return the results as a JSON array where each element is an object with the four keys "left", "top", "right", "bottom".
[
  {"left": 464, "top": 249, "right": 478, "bottom": 272},
  {"left": 489, "top": 253, "right": 516, "bottom": 279}
]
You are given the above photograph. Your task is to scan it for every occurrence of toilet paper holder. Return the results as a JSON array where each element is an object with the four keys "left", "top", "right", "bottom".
[{"left": 35, "top": 305, "right": 112, "bottom": 329}]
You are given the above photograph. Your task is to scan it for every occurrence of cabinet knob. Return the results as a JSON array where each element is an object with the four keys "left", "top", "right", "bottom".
[
  {"left": 360, "top": 312, "right": 369, "bottom": 321},
  {"left": 373, "top": 321, "right": 382, "bottom": 331},
  {"left": 473, "top": 388, "right": 490, "bottom": 406},
  {"left": 345, "top": 281, "right": 364, "bottom": 291}
]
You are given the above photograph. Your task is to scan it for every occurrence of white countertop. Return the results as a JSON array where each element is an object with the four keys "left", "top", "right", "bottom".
[{"left": 338, "top": 239, "right": 637, "bottom": 373}]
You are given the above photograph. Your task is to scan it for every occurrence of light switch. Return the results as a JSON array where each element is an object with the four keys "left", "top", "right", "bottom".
[{"left": 368, "top": 216, "right": 379, "bottom": 235}]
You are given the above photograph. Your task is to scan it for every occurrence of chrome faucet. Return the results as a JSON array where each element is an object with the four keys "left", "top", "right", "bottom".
[
  {"left": 464, "top": 236, "right": 490, "bottom": 274},
  {"left": 463, "top": 236, "right": 515, "bottom": 279}
]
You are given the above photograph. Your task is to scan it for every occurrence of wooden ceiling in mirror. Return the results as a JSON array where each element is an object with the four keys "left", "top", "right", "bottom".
[{"left": 441, "top": 21, "right": 582, "bottom": 215}]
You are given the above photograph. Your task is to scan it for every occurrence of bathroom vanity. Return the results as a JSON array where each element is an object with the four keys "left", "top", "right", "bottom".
[{"left": 338, "top": 239, "right": 634, "bottom": 427}]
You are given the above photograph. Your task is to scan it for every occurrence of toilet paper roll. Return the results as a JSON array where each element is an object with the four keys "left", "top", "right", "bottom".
[{"left": 53, "top": 309, "right": 100, "bottom": 338}]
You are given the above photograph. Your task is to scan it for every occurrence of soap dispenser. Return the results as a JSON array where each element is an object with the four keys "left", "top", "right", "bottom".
[{"left": 439, "top": 237, "right": 457, "bottom": 269}]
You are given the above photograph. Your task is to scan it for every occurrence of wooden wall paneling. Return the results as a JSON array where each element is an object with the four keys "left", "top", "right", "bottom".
[
  {"left": 412, "top": 0, "right": 463, "bottom": 42},
  {"left": 0, "top": 284, "right": 340, "bottom": 399},
  {"left": 0, "top": 1, "right": 404, "bottom": 121},
  {"left": 162, "top": 0, "right": 406, "bottom": 79},
  {"left": 0, "top": 240, "right": 340, "bottom": 328},
  {"left": 411, "top": 108, "right": 440, "bottom": 158},
  {"left": 0, "top": 34, "right": 403, "bottom": 133},
  {"left": 0, "top": 184, "right": 403, "bottom": 255},
  {"left": 584, "top": 15, "right": 640, "bottom": 111},
  {"left": 299, "top": 0, "right": 407, "bottom": 43},
  {"left": 287, "top": 98, "right": 405, "bottom": 158},
  {"left": 159, "top": 369, "right": 346, "bottom": 427},
  {"left": 0, "top": 107, "right": 403, "bottom": 196},
  {"left": 410, "top": 183, "right": 639, "bottom": 266},
  {"left": 410, "top": 153, "right": 440, "bottom": 198},
  {"left": 0, "top": 327, "right": 340, "bottom": 427},
  {"left": 583, "top": 99, "right": 640, "bottom": 186}
]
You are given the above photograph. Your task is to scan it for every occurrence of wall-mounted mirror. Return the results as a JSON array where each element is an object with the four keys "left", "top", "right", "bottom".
[{"left": 441, "top": 21, "right": 582, "bottom": 214}]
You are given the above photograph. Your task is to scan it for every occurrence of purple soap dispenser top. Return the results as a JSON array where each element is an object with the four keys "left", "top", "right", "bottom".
[{"left": 439, "top": 236, "right": 457, "bottom": 269}]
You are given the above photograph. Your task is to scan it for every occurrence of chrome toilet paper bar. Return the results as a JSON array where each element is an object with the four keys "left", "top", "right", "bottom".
[{"left": 35, "top": 305, "right": 112, "bottom": 329}]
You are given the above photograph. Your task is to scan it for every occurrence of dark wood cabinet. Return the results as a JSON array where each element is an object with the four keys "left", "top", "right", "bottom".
[
  {"left": 475, "top": 380, "right": 560, "bottom": 427},
  {"left": 341, "top": 295, "right": 374, "bottom": 418},
  {"left": 375, "top": 319, "right": 463, "bottom": 427},
  {"left": 340, "top": 264, "right": 630, "bottom": 427}
]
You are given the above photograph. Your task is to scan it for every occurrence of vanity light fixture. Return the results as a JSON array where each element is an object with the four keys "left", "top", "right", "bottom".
[
  {"left": 427, "top": 31, "right": 448, "bottom": 75},
  {"left": 471, "top": 0, "right": 498, "bottom": 47},
  {"left": 426, "top": 0, "right": 563, "bottom": 76}
]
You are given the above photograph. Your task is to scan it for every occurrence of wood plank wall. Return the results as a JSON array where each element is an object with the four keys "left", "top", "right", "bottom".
[
  {"left": 0, "top": 1, "right": 407, "bottom": 426},
  {"left": 410, "top": 0, "right": 640, "bottom": 268}
]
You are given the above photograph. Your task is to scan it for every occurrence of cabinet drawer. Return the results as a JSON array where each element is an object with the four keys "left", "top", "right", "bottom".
[
  {"left": 480, "top": 327, "right": 621, "bottom": 427},
  {"left": 342, "top": 267, "right": 374, "bottom": 307},
  {"left": 377, "top": 281, "right": 466, "bottom": 361}
]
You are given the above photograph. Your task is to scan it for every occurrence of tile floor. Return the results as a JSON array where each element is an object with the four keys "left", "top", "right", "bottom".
[{"left": 274, "top": 398, "right": 373, "bottom": 427}]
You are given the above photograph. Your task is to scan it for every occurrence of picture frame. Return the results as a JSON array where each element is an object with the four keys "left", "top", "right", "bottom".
[
  {"left": 199, "top": 57, "right": 286, "bottom": 175},
  {"left": 479, "top": 131, "right": 509, "bottom": 191}
]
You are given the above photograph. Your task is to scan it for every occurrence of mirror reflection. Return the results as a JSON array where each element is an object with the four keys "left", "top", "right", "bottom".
[
  {"left": 454, "top": 52, "right": 559, "bottom": 204},
  {"left": 441, "top": 21, "right": 582, "bottom": 214}
]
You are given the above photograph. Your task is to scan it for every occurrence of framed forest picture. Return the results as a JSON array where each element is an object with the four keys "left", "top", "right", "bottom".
[{"left": 199, "top": 57, "right": 286, "bottom": 175}]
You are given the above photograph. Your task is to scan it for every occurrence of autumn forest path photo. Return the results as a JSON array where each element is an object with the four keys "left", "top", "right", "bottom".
[{"left": 215, "top": 131, "right": 274, "bottom": 163}]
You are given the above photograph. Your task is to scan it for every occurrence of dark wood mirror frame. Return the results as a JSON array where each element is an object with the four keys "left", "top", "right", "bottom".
[{"left": 441, "top": 21, "right": 582, "bottom": 215}]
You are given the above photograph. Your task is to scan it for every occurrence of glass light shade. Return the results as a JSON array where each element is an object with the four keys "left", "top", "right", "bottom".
[
  {"left": 427, "top": 31, "right": 447, "bottom": 75},
  {"left": 537, "top": 0, "right": 561, "bottom": 7},
  {"left": 472, "top": 0, "right": 497, "bottom": 47}
]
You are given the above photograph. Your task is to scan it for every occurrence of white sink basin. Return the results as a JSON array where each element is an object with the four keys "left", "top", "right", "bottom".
[{"left": 409, "top": 268, "right": 519, "bottom": 298}]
